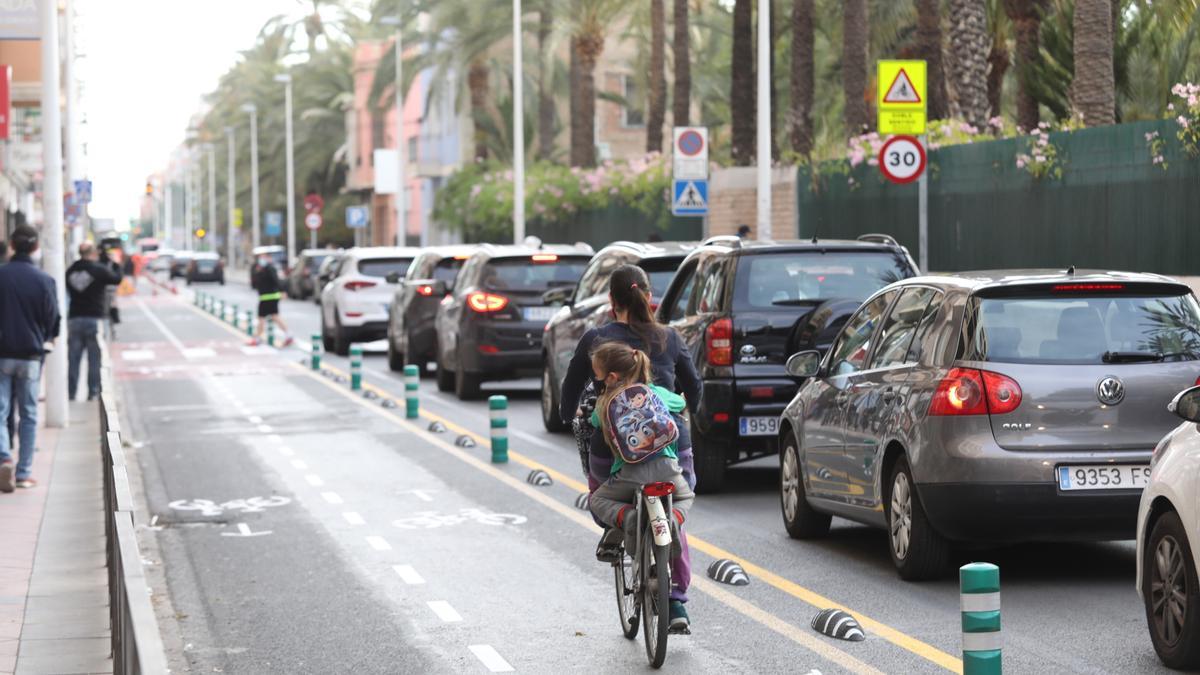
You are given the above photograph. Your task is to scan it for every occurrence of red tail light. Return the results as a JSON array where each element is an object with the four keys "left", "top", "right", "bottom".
[
  {"left": 478, "top": 344, "right": 499, "bottom": 354},
  {"left": 467, "top": 292, "right": 509, "bottom": 313},
  {"left": 1052, "top": 283, "right": 1124, "bottom": 292},
  {"left": 643, "top": 481, "right": 676, "bottom": 497},
  {"left": 706, "top": 318, "right": 733, "bottom": 366},
  {"left": 416, "top": 285, "right": 434, "bottom": 296},
  {"left": 929, "top": 368, "right": 1022, "bottom": 416},
  {"left": 344, "top": 280, "right": 377, "bottom": 291},
  {"left": 713, "top": 412, "right": 730, "bottom": 423},
  {"left": 750, "top": 386, "right": 774, "bottom": 399}
]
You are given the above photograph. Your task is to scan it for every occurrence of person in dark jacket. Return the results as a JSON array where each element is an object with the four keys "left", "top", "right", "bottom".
[
  {"left": 66, "top": 242, "right": 121, "bottom": 401},
  {"left": 249, "top": 254, "right": 293, "bottom": 347},
  {"left": 557, "top": 264, "right": 701, "bottom": 631},
  {"left": 0, "top": 225, "right": 61, "bottom": 492}
]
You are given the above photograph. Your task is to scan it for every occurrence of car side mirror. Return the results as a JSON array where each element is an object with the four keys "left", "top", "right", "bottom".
[
  {"left": 785, "top": 350, "right": 822, "bottom": 378},
  {"left": 1168, "top": 386, "right": 1200, "bottom": 422},
  {"left": 385, "top": 271, "right": 402, "bottom": 284},
  {"left": 542, "top": 286, "right": 574, "bottom": 307}
]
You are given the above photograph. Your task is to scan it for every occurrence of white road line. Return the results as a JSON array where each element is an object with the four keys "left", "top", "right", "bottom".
[
  {"left": 305, "top": 475, "right": 324, "bottom": 487},
  {"left": 121, "top": 349, "right": 156, "bottom": 361},
  {"left": 267, "top": 434, "right": 283, "bottom": 444},
  {"left": 134, "top": 296, "right": 189, "bottom": 355},
  {"left": 342, "top": 512, "right": 365, "bottom": 526},
  {"left": 248, "top": 415, "right": 264, "bottom": 424},
  {"left": 321, "top": 492, "right": 343, "bottom": 504},
  {"left": 468, "top": 645, "right": 514, "bottom": 672},
  {"left": 278, "top": 446, "right": 295, "bottom": 456},
  {"left": 365, "top": 536, "right": 391, "bottom": 551},
  {"left": 392, "top": 565, "right": 424, "bottom": 584},
  {"left": 426, "top": 601, "right": 463, "bottom": 623},
  {"left": 291, "top": 460, "right": 309, "bottom": 470},
  {"left": 258, "top": 424, "right": 274, "bottom": 433},
  {"left": 182, "top": 347, "right": 217, "bottom": 359}
]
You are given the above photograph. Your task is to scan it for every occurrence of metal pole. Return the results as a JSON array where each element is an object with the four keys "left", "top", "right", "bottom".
[
  {"left": 164, "top": 168, "right": 173, "bottom": 248},
  {"left": 63, "top": 0, "right": 82, "bottom": 255},
  {"left": 394, "top": 23, "right": 406, "bottom": 247},
  {"left": 755, "top": 0, "right": 771, "bottom": 241},
  {"left": 246, "top": 105, "right": 261, "bottom": 253},
  {"left": 280, "top": 76, "right": 297, "bottom": 268},
  {"left": 207, "top": 144, "right": 216, "bottom": 253},
  {"left": 918, "top": 134, "right": 929, "bottom": 273},
  {"left": 226, "top": 128, "right": 236, "bottom": 266},
  {"left": 512, "top": 0, "right": 525, "bottom": 244},
  {"left": 41, "top": 0, "right": 67, "bottom": 427},
  {"left": 183, "top": 160, "right": 192, "bottom": 250}
]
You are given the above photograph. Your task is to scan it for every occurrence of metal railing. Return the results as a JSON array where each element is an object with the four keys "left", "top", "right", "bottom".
[{"left": 99, "top": 364, "right": 169, "bottom": 675}]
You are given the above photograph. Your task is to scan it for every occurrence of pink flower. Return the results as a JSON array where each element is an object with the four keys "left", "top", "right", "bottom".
[
  {"left": 609, "top": 187, "right": 618, "bottom": 195},
  {"left": 1035, "top": 156, "right": 1046, "bottom": 163},
  {"left": 867, "top": 157, "right": 879, "bottom": 167},
  {"left": 469, "top": 184, "right": 482, "bottom": 199},
  {"left": 1016, "top": 157, "right": 1026, "bottom": 169},
  {"left": 1168, "top": 104, "right": 1176, "bottom": 112},
  {"left": 1179, "top": 116, "right": 1190, "bottom": 129}
]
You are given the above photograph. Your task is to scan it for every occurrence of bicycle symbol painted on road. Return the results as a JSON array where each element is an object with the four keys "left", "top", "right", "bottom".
[
  {"left": 168, "top": 496, "right": 292, "bottom": 517},
  {"left": 392, "top": 508, "right": 526, "bottom": 529}
]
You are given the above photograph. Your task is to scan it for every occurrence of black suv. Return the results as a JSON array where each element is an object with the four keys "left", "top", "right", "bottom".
[
  {"left": 540, "top": 240, "right": 696, "bottom": 431},
  {"left": 658, "top": 234, "right": 919, "bottom": 491},
  {"left": 435, "top": 244, "right": 593, "bottom": 400},
  {"left": 387, "top": 245, "right": 477, "bottom": 373}
]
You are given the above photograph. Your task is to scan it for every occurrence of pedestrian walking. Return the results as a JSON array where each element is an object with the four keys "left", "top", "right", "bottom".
[
  {"left": 736, "top": 224, "right": 751, "bottom": 240},
  {"left": 0, "top": 225, "right": 61, "bottom": 492},
  {"left": 66, "top": 242, "right": 122, "bottom": 401},
  {"left": 0, "top": 239, "right": 14, "bottom": 453},
  {"left": 249, "top": 253, "right": 293, "bottom": 347}
]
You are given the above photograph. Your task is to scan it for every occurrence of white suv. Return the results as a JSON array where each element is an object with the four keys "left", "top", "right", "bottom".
[
  {"left": 320, "top": 247, "right": 419, "bottom": 355},
  {"left": 1136, "top": 385, "right": 1200, "bottom": 669}
]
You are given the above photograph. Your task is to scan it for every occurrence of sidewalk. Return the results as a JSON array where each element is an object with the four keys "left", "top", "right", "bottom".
[{"left": 0, "top": 401, "right": 112, "bottom": 675}]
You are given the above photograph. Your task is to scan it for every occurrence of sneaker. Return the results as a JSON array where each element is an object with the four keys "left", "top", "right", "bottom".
[
  {"left": 15, "top": 478, "right": 36, "bottom": 489},
  {"left": 281, "top": 337, "right": 295, "bottom": 347},
  {"left": 668, "top": 600, "right": 691, "bottom": 634},
  {"left": 0, "top": 462, "right": 13, "bottom": 493},
  {"left": 595, "top": 528, "right": 623, "bottom": 563}
]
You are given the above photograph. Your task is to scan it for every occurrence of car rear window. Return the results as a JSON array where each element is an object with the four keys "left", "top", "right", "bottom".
[
  {"left": 484, "top": 256, "right": 589, "bottom": 292},
  {"left": 305, "top": 254, "right": 330, "bottom": 271},
  {"left": 358, "top": 258, "right": 412, "bottom": 278},
  {"left": 639, "top": 258, "right": 684, "bottom": 298},
  {"left": 433, "top": 258, "right": 466, "bottom": 290},
  {"left": 967, "top": 292, "right": 1200, "bottom": 364},
  {"left": 734, "top": 251, "right": 914, "bottom": 309}
]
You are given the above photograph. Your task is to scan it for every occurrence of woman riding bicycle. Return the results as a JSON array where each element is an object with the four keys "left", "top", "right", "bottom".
[{"left": 559, "top": 264, "right": 701, "bottom": 632}]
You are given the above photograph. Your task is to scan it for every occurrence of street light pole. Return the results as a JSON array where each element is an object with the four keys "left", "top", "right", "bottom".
[
  {"left": 226, "top": 127, "right": 236, "bottom": 267},
  {"left": 63, "top": 0, "right": 83, "bottom": 254},
  {"left": 381, "top": 15, "right": 407, "bottom": 247},
  {"left": 206, "top": 143, "right": 217, "bottom": 253},
  {"left": 276, "top": 74, "right": 297, "bottom": 267},
  {"left": 242, "top": 103, "right": 262, "bottom": 255},
  {"left": 40, "top": 0, "right": 67, "bottom": 427},
  {"left": 164, "top": 162, "right": 173, "bottom": 248},
  {"left": 512, "top": 0, "right": 525, "bottom": 244},
  {"left": 756, "top": 0, "right": 771, "bottom": 240}
]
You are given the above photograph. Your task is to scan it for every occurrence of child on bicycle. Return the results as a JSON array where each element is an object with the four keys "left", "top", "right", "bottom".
[{"left": 587, "top": 341, "right": 695, "bottom": 632}]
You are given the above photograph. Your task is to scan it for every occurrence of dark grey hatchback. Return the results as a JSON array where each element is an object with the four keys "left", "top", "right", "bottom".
[{"left": 780, "top": 270, "right": 1200, "bottom": 579}]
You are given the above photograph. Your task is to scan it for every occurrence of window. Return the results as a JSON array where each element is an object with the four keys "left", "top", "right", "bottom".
[
  {"left": 621, "top": 75, "right": 645, "bottom": 128},
  {"left": 734, "top": 251, "right": 915, "bottom": 310},
  {"left": 358, "top": 257, "right": 413, "bottom": 278},
  {"left": 828, "top": 292, "right": 896, "bottom": 377},
  {"left": 870, "top": 287, "right": 938, "bottom": 369},
  {"left": 483, "top": 257, "right": 590, "bottom": 292},
  {"left": 691, "top": 260, "right": 726, "bottom": 314},
  {"left": 432, "top": 258, "right": 466, "bottom": 292},
  {"left": 574, "top": 252, "right": 635, "bottom": 304},
  {"left": 371, "top": 107, "right": 387, "bottom": 156},
  {"left": 665, "top": 263, "right": 698, "bottom": 322},
  {"left": 408, "top": 137, "right": 418, "bottom": 162}
]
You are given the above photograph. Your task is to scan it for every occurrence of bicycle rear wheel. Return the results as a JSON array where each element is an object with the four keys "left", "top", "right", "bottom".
[
  {"left": 640, "top": 529, "right": 671, "bottom": 668},
  {"left": 613, "top": 548, "right": 639, "bottom": 639}
]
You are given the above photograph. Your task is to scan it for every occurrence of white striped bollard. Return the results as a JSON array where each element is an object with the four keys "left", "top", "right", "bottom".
[
  {"left": 403, "top": 365, "right": 419, "bottom": 418},
  {"left": 267, "top": 319, "right": 276, "bottom": 347},
  {"left": 218, "top": 299, "right": 226, "bottom": 322},
  {"left": 232, "top": 304, "right": 240, "bottom": 329},
  {"left": 961, "top": 562, "right": 1001, "bottom": 674},
  {"left": 350, "top": 345, "right": 363, "bottom": 390},
  {"left": 311, "top": 334, "right": 321, "bottom": 370},
  {"left": 245, "top": 310, "right": 254, "bottom": 336},
  {"left": 489, "top": 395, "right": 508, "bottom": 463}
]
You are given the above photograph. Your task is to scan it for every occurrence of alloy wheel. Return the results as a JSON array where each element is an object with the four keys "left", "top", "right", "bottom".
[
  {"left": 781, "top": 446, "right": 800, "bottom": 523},
  {"left": 890, "top": 471, "right": 913, "bottom": 561},
  {"left": 1151, "top": 534, "right": 1189, "bottom": 646}
]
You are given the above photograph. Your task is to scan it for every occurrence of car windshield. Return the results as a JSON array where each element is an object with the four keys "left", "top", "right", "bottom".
[
  {"left": 639, "top": 258, "right": 684, "bottom": 298},
  {"left": 734, "top": 251, "right": 914, "bottom": 309},
  {"left": 484, "top": 257, "right": 589, "bottom": 292},
  {"left": 970, "top": 293, "right": 1200, "bottom": 364},
  {"left": 305, "top": 255, "right": 330, "bottom": 271},
  {"left": 433, "top": 258, "right": 466, "bottom": 290},
  {"left": 358, "top": 258, "right": 412, "bottom": 279}
]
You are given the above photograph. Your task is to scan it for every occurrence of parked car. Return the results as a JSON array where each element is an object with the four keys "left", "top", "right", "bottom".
[
  {"left": 386, "top": 246, "right": 477, "bottom": 373},
  {"left": 169, "top": 251, "right": 194, "bottom": 279},
  {"left": 540, "top": 240, "right": 696, "bottom": 431},
  {"left": 320, "top": 247, "right": 420, "bottom": 355},
  {"left": 657, "top": 234, "right": 919, "bottom": 491},
  {"left": 186, "top": 252, "right": 224, "bottom": 284},
  {"left": 252, "top": 245, "right": 288, "bottom": 284},
  {"left": 313, "top": 251, "right": 345, "bottom": 304},
  {"left": 435, "top": 244, "right": 593, "bottom": 400},
  {"left": 780, "top": 270, "right": 1200, "bottom": 579},
  {"left": 1136, "top": 386, "right": 1200, "bottom": 669},
  {"left": 288, "top": 249, "right": 334, "bottom": 300},
  {"left": 148, "top": 252, "right": 174, "bottom": 274}
]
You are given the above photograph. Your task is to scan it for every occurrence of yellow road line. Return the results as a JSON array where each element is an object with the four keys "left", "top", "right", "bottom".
[{"left": 181, "top": 290, "right": 962, "bottom": 673}]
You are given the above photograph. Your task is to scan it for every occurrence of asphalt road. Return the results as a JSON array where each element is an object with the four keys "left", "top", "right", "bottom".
[{"left": 115, "top": 273, "right": 1172, "bottom": 674}]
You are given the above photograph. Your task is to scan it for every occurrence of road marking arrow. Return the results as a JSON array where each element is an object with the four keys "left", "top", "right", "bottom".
[{"left": 221, "top": 523, "right": 272, "bottom": 537}]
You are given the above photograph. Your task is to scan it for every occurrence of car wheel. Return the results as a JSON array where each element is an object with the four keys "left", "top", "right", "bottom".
[
  {"left": 780, "top": 433, "right": 831, "bottom": 539},
  {"left": 333, "top": 315, "right": 351, "bottom": 357},
  {"left": 403, "top": 332, "right": 432, "bottom": 378},
  {"left": 541, "top": 363, "right": 566, "bottom": 433},
  {"left": 321, "top": 316, "right": 334, "bottom": 352},
  {"left": 454, "top": 350, "right": 482, "bottom": 401},
  {"left": 1144, "top": 510, "right": 1200, "bottom": 669},
  {"left": 435, "top": 343, "right": 454, "bottom": 393},
  {"left": 387, "top": 335, "right": 405, "bottom": 372},
  {"left": 690, "top": 419, "right": 728, "bottom": 494},
  {"left": 886, "top": 457, "right": 950, "bottom": 581}
]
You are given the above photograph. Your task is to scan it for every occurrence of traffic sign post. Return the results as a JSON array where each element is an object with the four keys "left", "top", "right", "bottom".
[
  {"left": 346, "top": 205, "right": 369, "bottom": 247},
  {"left": 74, "top": 179, "right": 92, "bottom": 204},
  {"left": 878, "top": 135, "right": 926, "bottom": 185},
  {"left": 877, "top": 60, "right": 927, "bottom": 135},
  {"left": 672, "top": 126, "right": 709, "bottom": 219}
]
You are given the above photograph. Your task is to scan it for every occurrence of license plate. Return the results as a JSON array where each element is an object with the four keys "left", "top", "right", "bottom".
[
  {"left": 522, "top": 306, "right": 556, "bottom": 322},
  {"left": 739, "top": 416, "right": 778, "bottom": 437},
  {"left": 1057, "top": 464, "right": 1151, "bottom": 491}
]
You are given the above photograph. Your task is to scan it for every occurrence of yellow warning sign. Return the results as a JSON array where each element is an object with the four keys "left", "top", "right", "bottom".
[{"left": 877, "top": 60, "right": 927, "bottom": 135}]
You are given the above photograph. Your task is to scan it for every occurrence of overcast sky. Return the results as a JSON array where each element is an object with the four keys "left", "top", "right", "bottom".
[{"left": 77, "top": 0, "right": 303, "bottom": 227}]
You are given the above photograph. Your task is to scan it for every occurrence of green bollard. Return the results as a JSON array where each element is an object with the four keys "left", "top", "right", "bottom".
[
  {"left": 403, "top": 365, "right": 419, "bottom": 419},
  {"left": 194, "top": 291, "right": 201, "bottom": 307},
  {"left": 961, "top": 563, "right": 1001, "bottom": 675},
  {"left": 245, "top": 310, "right": 254, "bottom": 337},
  {"left": 311, "top": 334, "right": 322, "bottom": 370},
  {"left": 232, "top": 304, "right": 240, "bottom": 329},
  {"left": 218, "top": 299, "right": 226, "bottom": 322},
  {"left": 489, "top": 395, "right": 508, "bottom": 463},
  {"left": 267, "top": 319, "right": 276, "bottom": 347},
  {"left": 349, "top": 345, "right": 363, "bottom": 390}
]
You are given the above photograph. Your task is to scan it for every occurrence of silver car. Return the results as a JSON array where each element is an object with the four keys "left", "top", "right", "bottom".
[{"left": 779, "top": 270, "right": 1200, "bottom": 579}]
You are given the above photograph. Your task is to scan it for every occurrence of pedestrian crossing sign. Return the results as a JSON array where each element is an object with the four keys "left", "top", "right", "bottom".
[
  {"left": 877, "top": 60, "right": 927, "bottom": 135},
  {"left": 672, "top": 179, "right": 708, "bottom": 216}
]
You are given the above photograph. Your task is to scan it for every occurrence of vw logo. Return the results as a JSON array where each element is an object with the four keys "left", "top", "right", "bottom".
[
  {"left": 740, "top": 344, "right": 757, "bottom": 356},
  {"left": 1096, "top": 376, "right": 1125, "bottom": 406}
]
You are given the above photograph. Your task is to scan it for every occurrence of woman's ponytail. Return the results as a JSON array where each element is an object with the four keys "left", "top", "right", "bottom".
[{"left": 609, "top": 265, "right": 665, "bottom": 352}]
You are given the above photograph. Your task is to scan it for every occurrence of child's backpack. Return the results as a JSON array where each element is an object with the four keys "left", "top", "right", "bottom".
[{"left": 603, "top": 383, "right": 679, "bottom": 465}]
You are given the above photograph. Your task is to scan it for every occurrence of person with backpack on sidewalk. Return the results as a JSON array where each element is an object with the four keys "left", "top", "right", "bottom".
[
  {"left": 0, "top": 226, "right": 61, "bottom": 492},
  {"left": 65, "top": 241, "right": 121, "bottom": 401},
  {"left": 249, "top": 253, "right": 293, "bottom": 347}
]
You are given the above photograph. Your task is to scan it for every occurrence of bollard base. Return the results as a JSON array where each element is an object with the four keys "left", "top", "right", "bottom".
[
  {"left": 405, "top": 400, "right": 418, "bottom": 419},
  {"left": 963, "top": 649, "right": 1001, "bottom": 675},
  {"left": 491, "top": 438, "right": 508, "bottom": 464}
]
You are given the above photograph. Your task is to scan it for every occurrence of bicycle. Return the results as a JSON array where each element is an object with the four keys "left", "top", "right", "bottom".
[{"left": 612, "top": 480, "right": 676, "bottom": 669}]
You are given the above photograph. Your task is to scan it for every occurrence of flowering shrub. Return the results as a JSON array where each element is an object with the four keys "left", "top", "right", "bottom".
[
  {"left": 1171, "top": 82, "right": 1200, "bottom": 158},
  {"left": 1145, "top": 130, "right": 1168, "bottom": 171},
  {"left": 1015, "top": 123, "right": 1065, "bottom": 180}
]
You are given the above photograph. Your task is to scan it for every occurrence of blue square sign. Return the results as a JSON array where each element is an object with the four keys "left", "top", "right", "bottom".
[
  {"left": 672, "top": 179, "right": 708, "bottom": 216},
  {"left": 346, "top": 205, "right": 369, "bottom": 229},
  {"left": 265, "top": 211, "right": 283, "bottom": 236}
]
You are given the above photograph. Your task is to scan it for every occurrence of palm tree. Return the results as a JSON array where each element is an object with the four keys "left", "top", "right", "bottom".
[
  {"left": 567, "top": 0, "right": 627, "bottom": 167},
  {"left": 788, "top": 0, "right": 814, "bottom": 155},
  {"left": 842, "top": 0, "right": 870, "bottom": 136},
  {"left": 1004, "top": 0, "right": 1049, "bottom": 130},
  {"left": 916, "top": 0, "right": 949, "bottom": 120},
  {"left": 672, "top": 0, "right": 690, "bottom": 128},
  {"left": 947, "top": 0, "right": 991, "bottom": 130},
  {"left": 985, "top": 0, "right": 1009, "bottom": 120},
  {"left": 647, "top": 0, "right": 666, "bottom": 152},
  {"left": 537, "top": 3, "right": 556, "bottom": 160},
  {"left": 730, "top": 0, "right": 754, "bottom": 164},
  {"left": 1073, "top": 0, "right": 1116, "bottom": 126}
]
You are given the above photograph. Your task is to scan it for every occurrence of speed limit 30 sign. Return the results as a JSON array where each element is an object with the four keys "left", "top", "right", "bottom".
[{"left": 878, "top": 135, "right": 926, "bottom": 185}]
